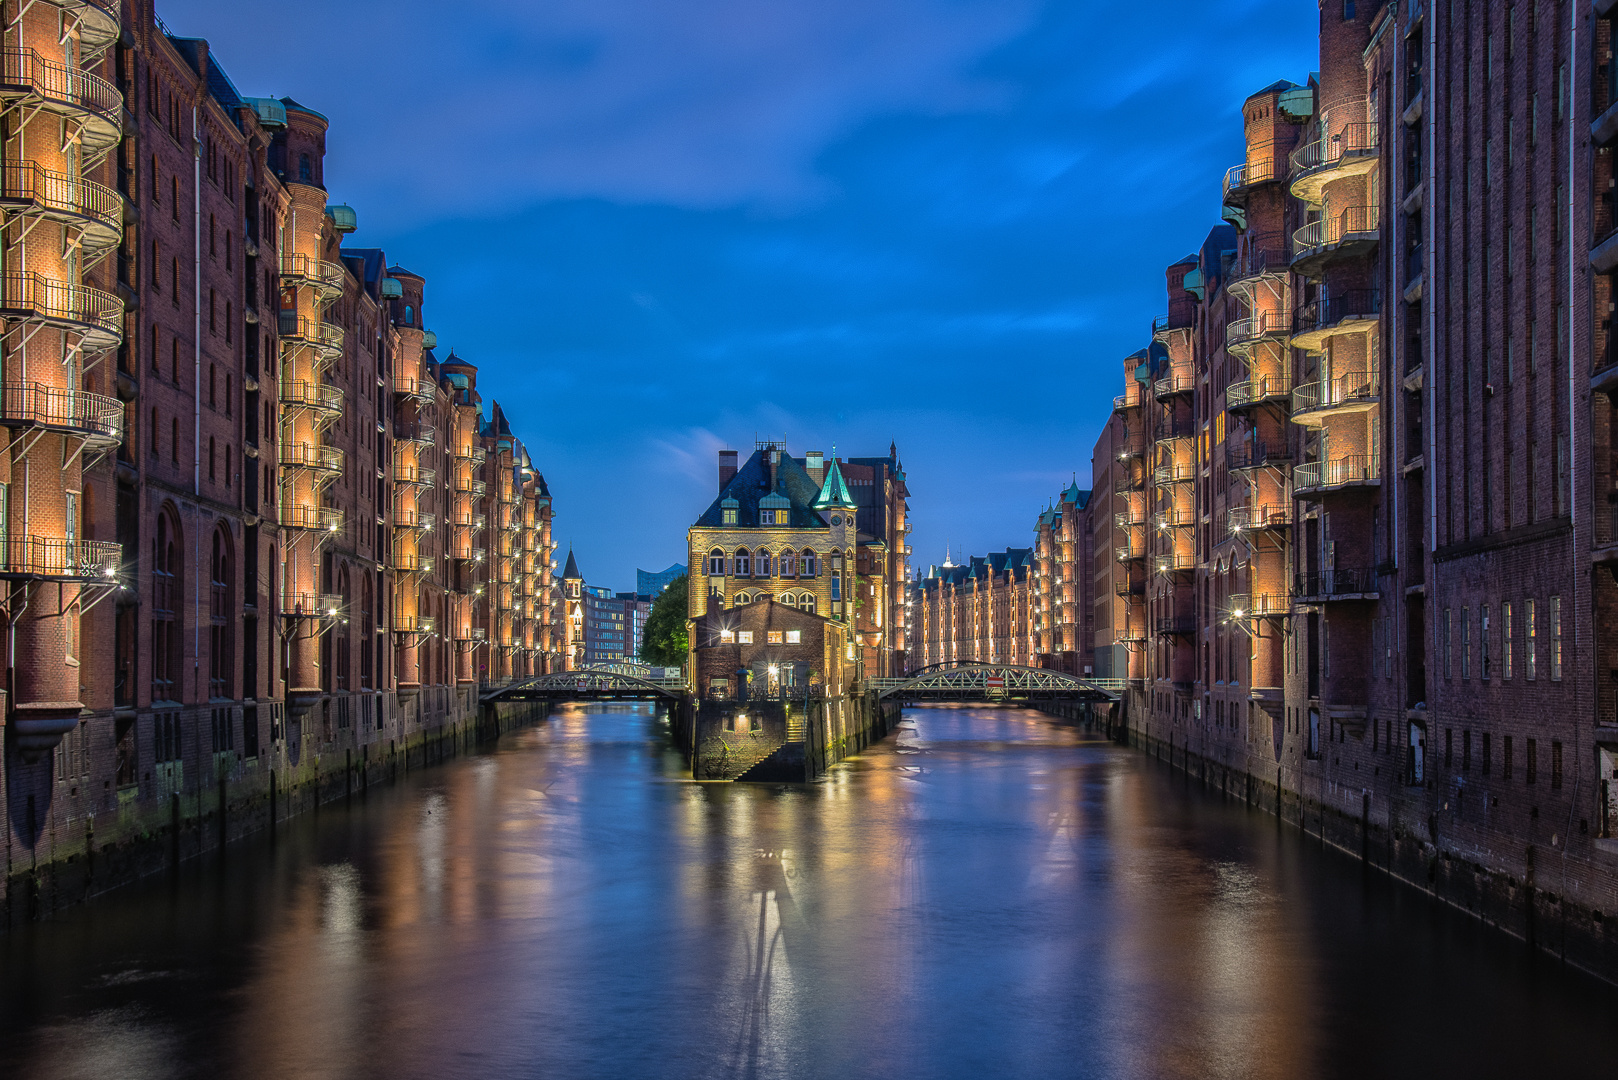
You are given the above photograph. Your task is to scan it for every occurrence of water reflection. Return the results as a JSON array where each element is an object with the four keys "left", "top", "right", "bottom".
[{"left": 1, "top": 703, "right": 1615, "bottom": 1080}]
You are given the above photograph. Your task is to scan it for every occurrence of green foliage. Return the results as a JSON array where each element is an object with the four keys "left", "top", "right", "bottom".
[{"left": 639, "top": 574, "right": 690, "bottom": 667}]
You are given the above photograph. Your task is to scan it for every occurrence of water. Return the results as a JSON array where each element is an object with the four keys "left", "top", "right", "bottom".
[{"left": 1, "top": 704, "right": 1614, "bottom": 1080}]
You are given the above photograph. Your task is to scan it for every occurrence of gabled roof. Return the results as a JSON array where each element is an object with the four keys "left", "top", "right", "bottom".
[
  {"left": 561, "top": 549, "right": 582, "bottom": 580},
  {"left": 1060, "top": 482, "right": 1091, "bottom": 509},
  {"left": 813, "top": 456, "right": 857, "bottom": 511},
  {"left": 692, "top": 449, "right": 829, "bottom": 529}
]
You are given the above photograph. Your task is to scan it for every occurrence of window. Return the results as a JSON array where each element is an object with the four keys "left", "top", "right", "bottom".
[
  {"left": 1480, "top": 606, "right": 1490, "bottom": 679},
  {"left": 1550, "top": 596, "right": 1562, "bottom": 680},
  {"left": 298, "top": 154, "right": 312, "bottom": 183},
  {"left": 756, "top": 550, "right": 771, "bottom": 577},
  {"left": 171, "top": 417, "right": 179, "bottom": 463},
  {"left": 781, "top": 552, "right": 796, "bottom": 576},
  {"left": 767, "top": 631, "right": 784, "bottom": 645},
  {"left": 1483, "top": 733, "right": 1492, "bottom": 775},
  {"left": 1444, "top": 607, "right": 1452, "bottom": 676},
  {"left": 719, "top": 630, "right": 735, "bottom": 643},
  {"left": 734, "top": 548, "right": 750, "bottom": 576},
  {"left": 737, "top": 631, "right": 754, "bottom": 644},
  {"left": 1461, "top": 607, "right": 1470, "bottom": 679},
  {"left": 1551, "top": 740, "right": 1563, "bottom": 789},
  {"left": 786, "top": 630, "right": 801, "bottom": 644},
  {"left": 1526, "top": 599, "right": 1537, "bottom": 679},
  {"left": 1462, "top": 730, "right": 1471, "bottom": 773},
  {"left": 706, "top": 548, "right": 724, "bottom": 576},
  {"left": 801, "top": 550, "right": 817, "bottom": 577},
  {"left": 799, "top": 593, "right": 816, "bottom": 615},
  {"left": 1503, "top": 601, "right": 1514, "bottom": 679}
]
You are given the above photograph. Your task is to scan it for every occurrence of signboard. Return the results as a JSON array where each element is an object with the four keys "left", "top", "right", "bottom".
[{"left": 985, "top": 675, "right": 1005, "bottom": 688}]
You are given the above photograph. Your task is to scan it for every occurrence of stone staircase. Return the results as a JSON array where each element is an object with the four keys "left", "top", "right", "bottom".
[
  {"left": 733, "top": 742, "right": 805, "bottom": 783},
  {"left": 697, "top": 731, "right": 783, "bottom": 781}
]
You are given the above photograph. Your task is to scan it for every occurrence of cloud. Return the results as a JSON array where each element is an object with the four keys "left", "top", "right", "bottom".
[{"left": 165, "top": 0, "right": 1040, "bottom": 224}]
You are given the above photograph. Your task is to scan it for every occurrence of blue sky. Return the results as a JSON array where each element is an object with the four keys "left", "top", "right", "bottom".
[{"left": 166, "top": 0, "right": 1316, "bottom": 592}]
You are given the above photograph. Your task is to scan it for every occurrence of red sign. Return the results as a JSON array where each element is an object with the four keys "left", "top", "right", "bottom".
[{"left": 985, "top": 676, "right": 1005, "bottom": 688}]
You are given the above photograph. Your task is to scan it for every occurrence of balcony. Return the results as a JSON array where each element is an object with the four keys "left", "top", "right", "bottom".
[
  {"left": 280, "top": 443, "right": 344, "bottom": 474},
  {"left": 451, "top": 512, "right": 488, "bottom": 532},
  {"left": 1155, "top": 616, "right": 1195, "bottom": 637},
  {"left": 1227, "top": 593, "right": 1290, "bottom": 618},
  {"left": 1153, "top": 462, "right": 1194, "bottom": 486},
  {"left": 1291, "top": 289, "right": 1381, "bottom": 352},
  {"left": 279, "top": 315, "right": 345, "bottom": 360},
  {"left": 1226, "top": 503, "right": 1292, "bottom": 533},
  {"left": 1155, "top": 552, "right": 1196, "bottom": 575},
  {"left": 1294, "top": 567, "right": 1379, "bottom": 601},
  {"left": 1225, "top": 374, "right": 1292, "bottom": 413},
  {"left": 1226, "top": 236, "right": 1290, "bottom": 297},
  {"left": 1292, "top": 368, "right": 1379, "bottom": 424},
  {"left": 1151, "top": 507, "right": 1195, "bottom": 529},
  {"left": 1115, "top": 544, "right": 1145, "bottom": 563},
  {"left": 1293, "top": 454, "right": 1381, "bottom": 497},
  {"left": 1113, "top": 388, "right": 1146, "bottom": 412},
  {"left": 0, "top": 163, "right": 121, "bottom": 254},
  {"left": 279, "top": 254, "right": 346, "bottom": 301},
  {"left": 280, "top": 504, "right": 342, "bottom": 532},
  {"left": 1227, "top": 439, "right": 1290, "bottom": 472},
  {"left": 1153, "top": 371, "right": 1195, "bottom": 400},
  {"left": 394, "top": 552, "right": 433, "bottom": 574},
  {"left": 283, "top": 593, "right": 344, "bottom": 619},
  {"left": 1155, "top": 418, "right": 1195, "bottom": 443},
  {"left": 1152, "top": 310, "right": 1195, "bottom": 343},
  {"left": 1289, "top": 121, "right": 1380, "bottom": 204},
  {"left": 393, "top": 614, "right": 436, "bottom": 634},
  {"left": 50, "top": 0, "right": 121, "bottom": 55},
  {"left": 395, "top": 509, "right": 435, "bottom": 531},
  {"left": 0, "top": 537, "right": 119, "bottom": 581},
  {"left": 1225, "top": 310, "right": 1290, "bottom": 353},
  {"left": 394, "top": 463, "right": 436, "bottom": 486},
  {"left": 395, "top": 422, "right": 435, "bottom": 446},
  {"left": 1114, "top": 573, "right": 1145, "bottom": 598},
  {"left": 0, "top": 272, "right": 121, "bottom": 350},
  {"left": 453, "top": 475, "right": 488, "bottom": 498},
  {"left": 1114, "top": 509, "right": 1146, "bottom": 529},
  {"left": 0, "top": 49, "right": 121, "bottom": 157},
  {"left": 1222, "top": 147, "right": 1281, "bottom": 206},
  {"left": 0, "top": 381, "right": 121, "bottom": 445},
  {"left": 1291, "top": 205, "right": 1379, "bottom": 276},
  {"left": 279, "top": 376, "right": 343, "bottom": 414},
  {"left": 393, "top": 374, "right": 436, "bottom": 402},
  {"left": 1113, "top": 466, "right": 1146, "bottom": 493}
]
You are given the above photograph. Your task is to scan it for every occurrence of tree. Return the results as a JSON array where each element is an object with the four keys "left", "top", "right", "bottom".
[{"left": 639, "top": 574, "right": 689, "bottom": 668}]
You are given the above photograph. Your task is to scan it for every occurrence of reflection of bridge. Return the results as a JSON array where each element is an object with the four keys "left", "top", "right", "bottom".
[
  {"left": 868, "top": 663, "right": 1123, "bottom": 703},
  {"left": 479, "top": 663, "right": 686, "bottom": 705}
]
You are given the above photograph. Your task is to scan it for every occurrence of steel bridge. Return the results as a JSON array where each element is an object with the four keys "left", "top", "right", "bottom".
[
  {"left": 867, "top": 663, "right": 1123, "bottom": 703},
  {"left": 479, "top": 663, "right": 686, "bottom": 705}
]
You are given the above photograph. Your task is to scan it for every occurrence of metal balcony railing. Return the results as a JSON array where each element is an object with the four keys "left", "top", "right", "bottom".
[
  {"left": 1292, "top": 289, "right": 1381, "bottom": 341},
  {"left": 279, "top": 443, "right": 343, "bottom": 473},
  {"left": 279, "top": 376, "right": 343, "bottom": 413},
  {"left": 1152, "top": 507, "right": 1195, "bottom": 529},
  {"left": 394, "top": 463, "right": 436, "bottom": 486},
  {"left": 0, "top": 162, "right": 121, "bottom": 252},
  {"left": 1225, "top": 374, "right": 1291, "bottom": 411},
  {"left": 1290, "top": 122, "right": 1379, "bottom": 176},
  {"left": 279, "top": 253, "right": 346, "bottom": 298},
  {"left": 1154, "top": 462, "right": 1195, "bottom": 486},
  {"left": 280, "top": 504, "right": 342, "bottom": 531},
  {"left": 0, "top": 49, "right": 121, "bottom": 144},
  {"left": 1222, "top": 148, "right": 1280, "bottom": 200},
  {"left": 1226, "top": 504, "right": 1292, "bottom": 532},
  {"left": 1154, "top": 372, "right": 1195, "bottom": 399},
  {"left": 393, "top": 375, "right": 436, "bottom": 401},
  {"left": 393, "top": 615, "right": 436, "bottom": 634},
  {"left": 1114, "top": 509, "right": 1147, "bottom": 529},
  {"left": 0, "top": 537, "right": 119, "bottom": 581},
  {"left": 1227, "top": 440, "right": 1289, "bottom": 471},
  {"left": 1293, "top": 368, "right": 1380, "bottom": 416},
  {"left": 1155, "top": 552, "right": 1196, "bottom": 574},
  {"left": 1225, "top": 309, "right": 1290, "bottom": 350},
  {"left": 394, "top": 552, "right": 433, "bottom": 573},
  {"left": 279, "top": 315, "right": 344, "bottom": 357},
  {"left": 0, "top": 271, "right": 122, "bottom": 347},
  {"left": 1227, "top": 593, "right": 1290, "bottom": 618},
  {"left": 283, "top": 593, "right": 344, "bottom": 618},
  {"left": 1294, "top": 567, "right": 1378, "bottom": 598},
  {"left": 1228, "top": 235, "right": 1289, "bottom": 286},
  {"left": 1155, "top": 616, "right": 1195, "bottom": 636},
  {"left": 395, "top": 509, "right": 435, "bottom": 530},
  {"left": 1294, "top": 454, "right": 1380, "bottom": 492},
  {"left": 0, "top": 381, "right": 122, "bottom": 443},
  {"left": 396, "top": 422, "right": 435, "bottom": 445},
  {"left": 1113, "top": 388, "right": 1145, "bottom": 411},
  {"left": 1292, "top": 205, "right": 1379, "bottom": 260}
]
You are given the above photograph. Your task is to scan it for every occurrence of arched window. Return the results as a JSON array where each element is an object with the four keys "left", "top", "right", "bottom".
[
  {"left": 361, "top": 574, "right": 374, "bottom": 689},
  {"left": 780, "top": 551, "right": 797, "bottom": 577},
  {"left": 755, "top": 549, "right": 771, "bottom": 577},
  {"left": 209, "top": 526, "right": 233, "bottom": 699},
  {"left": 799, "top": 593, "right": 816, "bottom": 615},
  {"left": 780, "top": 594, "right": 797, "bottom": 608},
  {"left": 801, "top": 549, "right": 817, "bottom": 577},
  {"left": 208, "top": 435, "right": 216, "bottom": 481},
  {"left": 403, "top": 304, "right": 413, "bottom": 326},
  {"left": 734, "top": 591, "right": 751, "bottom": 606},
  {"left": 298, "top": 153, "right": 312, "bottom": 183},
  {"left": 152, "top": 510, "right": 182, "bottom": 701},
  {"left": 707, "top": 547, "right": 725, "bottom": 576},
  {"left": 734, "top": 548, "right": 750, "bottom": 577}
]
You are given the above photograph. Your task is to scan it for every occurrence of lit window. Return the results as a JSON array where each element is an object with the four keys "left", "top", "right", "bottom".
[
  {"left": 720, "top": 630, "right": 735, "bottom": 643},
  {"left": 767, "top": 631, "right": 784, "bottom": 644},
  {"left": 786, "top": 630, "right": 801, "bottom": 644},
  {"left": 738, "top": 631, "right": 754, "bottom": 644}
]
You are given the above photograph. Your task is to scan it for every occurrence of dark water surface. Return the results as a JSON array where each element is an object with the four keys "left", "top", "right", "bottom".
[{"left": 1, "top": 704, "right": 1615, "bottom": 1080}]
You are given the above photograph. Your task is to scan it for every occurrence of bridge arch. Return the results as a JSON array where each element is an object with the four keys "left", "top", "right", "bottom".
[
  {"left": 868, "top": 663, "right": 1122, "bottom": 703},
  {"left": 479, "top": 665, "right": 686, "bottom": 705}
]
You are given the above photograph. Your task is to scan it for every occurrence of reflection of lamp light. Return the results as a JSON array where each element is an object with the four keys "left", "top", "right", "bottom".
[{"left": 768, "top": 665, "right": 778, "bottom": 676}]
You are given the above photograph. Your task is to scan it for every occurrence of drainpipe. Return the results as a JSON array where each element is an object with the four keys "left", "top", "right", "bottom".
[{"left": 194, "top": 105, "right": 203, "bottom": 696}]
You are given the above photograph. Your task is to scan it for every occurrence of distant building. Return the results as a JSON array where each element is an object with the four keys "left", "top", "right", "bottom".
[
  {"left": 913, "top": 549, "right": 1035, "bottom": 670},
  {"left": 582, "top": 587, "right": 653, "bottom": 665},
  {"left": 638, "top": 563, "right": 688, "bottom": 596}
]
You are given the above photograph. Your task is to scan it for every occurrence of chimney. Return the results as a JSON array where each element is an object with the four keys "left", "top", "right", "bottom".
[
  {"left": 768, "top": 449, "right": 779, "bottom": 493},
  {"left": 718, "top": 449, "right": 738, "bottom": 491},
  {"left": 805, "top": 450, "right": 824, "bottom": 486}
]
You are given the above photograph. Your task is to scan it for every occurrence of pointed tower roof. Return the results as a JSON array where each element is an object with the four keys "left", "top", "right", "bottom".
[
  {"left": 813, "top": 455, "right": 857, "bottom": 511},
  {"left": 561, "top": 548, "right": 582, "bottom": 580}
]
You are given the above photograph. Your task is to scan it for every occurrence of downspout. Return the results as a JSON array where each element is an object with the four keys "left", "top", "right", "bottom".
[
  {"left": 1425, "top": 0, "right": 1437, "bottom": 656},
  {"left": 193, "top": 105, "right": 202, "bottom": 696},
  {"left": 1562, "top": 0, "right": 1582, "bottom": 898}
]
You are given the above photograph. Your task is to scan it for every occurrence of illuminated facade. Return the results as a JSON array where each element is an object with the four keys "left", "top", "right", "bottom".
[{"left": 913, "top": 548, "right": 1034, "bottom": 670}]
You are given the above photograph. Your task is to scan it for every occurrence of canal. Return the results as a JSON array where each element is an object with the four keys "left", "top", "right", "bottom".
[{"left": 1, "top": 703, "right": 1615, "bottom": 1079}]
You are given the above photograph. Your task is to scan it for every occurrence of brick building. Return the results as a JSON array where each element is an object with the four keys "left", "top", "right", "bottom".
[
  {"left": 912, "top": 547, "right": 1034, "bottom": 670},
  {"left": 1081, "top": 0, "right": 1618, "bottom": 962},
  {"left": 1031, "top": 481, "right": 1094, "bottom": 674},
  {"left": 3, "top": 1, "right": 558, "bottom": 895},
  {"left": 685, "top": 441, "right": 910, "bottom": 681}
]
